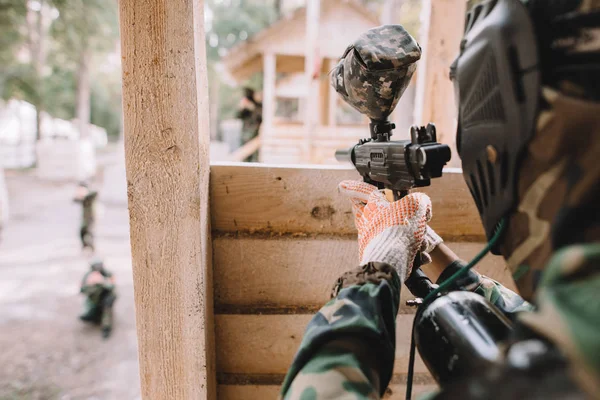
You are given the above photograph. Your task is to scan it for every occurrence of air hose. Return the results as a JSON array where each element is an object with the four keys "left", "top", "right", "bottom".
[{"left": 405, "top": 218, "right": 507, "bottom": 400}]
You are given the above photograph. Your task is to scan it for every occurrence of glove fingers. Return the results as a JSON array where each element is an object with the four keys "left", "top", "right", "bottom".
[
  {"left": 339, "top": 180, "right": 381, "bottom": 223},
  {"left": 419, "top": 251, "right": 432, "bottom": 265},
  {"left": 363, "top": 189, "right": 390, "bottom": 219},
  {"left": 397, "top": 192, "right": 432, "bottom": 222},
  {"left": 338, "top": 180, "right": 379, "bottom": 203}
]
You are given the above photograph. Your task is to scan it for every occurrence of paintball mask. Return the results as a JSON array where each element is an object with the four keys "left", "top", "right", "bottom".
[
  {"left": 330, "top": 25, "right": 421, "bottom": 121},
  {"left": 450, "top": 0, "right": 540, "bottom": 243}
]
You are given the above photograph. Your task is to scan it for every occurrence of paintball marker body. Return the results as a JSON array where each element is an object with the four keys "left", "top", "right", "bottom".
[{"left": 335, "top": 122, "right": 451, "bottom": 198}]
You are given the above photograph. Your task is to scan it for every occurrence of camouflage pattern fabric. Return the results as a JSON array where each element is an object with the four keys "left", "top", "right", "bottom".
[
  {"left": 471, "top": 274, "right": 534, "bottom": 314},
  {"left": 499, "top": 88, "right": 600, "bottom": 300},
  {"left": 437, "top": 260, "right": 534, "bottom": 315},
  {"left": 75, "top": 191, "right": 97, "bottom": 250},
  {"left": 281, "top": 246, "right": 599, "bottom": 398},
  {"left": 280, "top": 262, "right": 533, "bottom": 399},
  {"left": 237, "top": 97, "right": 262, "bottom": 162},
  {"left": 80, "top": 269, "right": 116, "bottom": 336},
  {"left": 280, "top": 263, "right": 401, "bottom": 399},
  {"left": 78, "top": 191, "right": 97, "bottom": 228},
  {"left": 330, "top": 25, "right": 421, "bottom": 121},
  {"left": 519, "top": 244, "right": 600, "bottom": 395}
]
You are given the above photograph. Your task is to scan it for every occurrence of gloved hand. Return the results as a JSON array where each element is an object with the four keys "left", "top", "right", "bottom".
[{"left": 339, "top": 180, "right": 443, "bottom": 281}]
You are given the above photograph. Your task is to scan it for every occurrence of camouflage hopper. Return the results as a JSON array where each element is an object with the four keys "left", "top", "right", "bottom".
[{"left": 330, "top": 24, "right": 421, "bottom": 121}]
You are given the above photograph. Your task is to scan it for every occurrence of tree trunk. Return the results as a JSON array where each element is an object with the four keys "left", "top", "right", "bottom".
[
  {"left": 28, "top": 0, "right": 47, "bottom": 143},
  {"left": 274, "top": 0, "right": 283, "bottom": 19},
  {"left": 414, "top": 0, "right": 465, "bottom": 167},
  {"left": 303, "top": 0, "right": 320, "bottom": 162},
  {"left": 76, "top": 49, "right": 92, "bottom": 139}
]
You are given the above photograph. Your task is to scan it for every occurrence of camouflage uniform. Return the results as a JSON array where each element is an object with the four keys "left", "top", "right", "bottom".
[
  {"left": 236, "top": 89, "right": 262, "bottom": 162},
  {"left": 74, "top": 189, "right": 98, "bottom": 251},
  {"left": 80, "top": 263, "right": 116, "bottom": 338},
  {"left": 282, "top": 2, "right": 600, "bottom": 397},
  {"left": 280, "top": 263, "right": 534, "bottom": 399}
]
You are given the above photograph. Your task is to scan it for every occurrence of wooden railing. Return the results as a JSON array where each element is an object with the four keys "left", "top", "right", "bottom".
[
  {"left": 227, "top": 136, "right": 261, "bottom": 162},
  {"left": 209, "top": 163, "right": 516, "bottom": 399}
]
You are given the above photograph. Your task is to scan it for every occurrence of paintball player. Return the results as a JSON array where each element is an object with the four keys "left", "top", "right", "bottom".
[
  {"left": 281, "top": 1, "right": 600, "bottom": 399},
  {"left": 236, "top": 87, "right": 263, "bottom": 162},
  {"left": 73, "top": 181, "right": 98, "bottom": 252},
  {"left": 79, "top": 258, "right": 116, "bottom": 339}
]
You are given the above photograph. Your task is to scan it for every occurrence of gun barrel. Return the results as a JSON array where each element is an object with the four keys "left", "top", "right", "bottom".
[{"left": 335, "top": 148, "right": 351, "bottom": 162}]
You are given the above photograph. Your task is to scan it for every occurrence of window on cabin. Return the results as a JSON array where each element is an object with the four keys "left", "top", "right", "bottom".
[{"left": 275, "top": 97, "right": 301, "bottom": 122}]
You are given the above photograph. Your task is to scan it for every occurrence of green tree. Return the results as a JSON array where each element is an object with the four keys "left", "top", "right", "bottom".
[
  {"left": 0, "top": 0, "right": 52, "bottom": 142},
  {"left": 51, "top": 0, "right": 119, "bottom": 138},
  {"left": 1, "top": 0, "right": 121, "bottom": 143}
]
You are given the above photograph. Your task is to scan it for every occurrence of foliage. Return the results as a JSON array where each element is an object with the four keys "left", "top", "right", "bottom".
[
  {"left": 0, "top": 0, "right": 27, "bottom": 66},
  {"left": 50, "top": 0, "right": 118, "bottom": 59},
  {"left": 205, "top": 0, "right": 278, "bottom": 125},
  {"left": 0, "top": 0, "right": 33, "bottom": 102},
  {"left": 0, "top": 0, "right": 121, "bottom": 139},
  {"left": 206, "top": 0, "right": 279, "bottom": 62},
  {"left": 1, "top": 0, "right": 422, "bottom": 141}
]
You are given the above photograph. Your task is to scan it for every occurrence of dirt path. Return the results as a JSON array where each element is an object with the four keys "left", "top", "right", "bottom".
[{"left": 0, "top": 172, "right": 140, "bottom": 400}]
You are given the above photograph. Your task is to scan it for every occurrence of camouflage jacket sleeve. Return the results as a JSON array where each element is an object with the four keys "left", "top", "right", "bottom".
[
  {"left": 518, "top": 244, "right": 600, "bottom": 395},
  {"left": 436, "top": 260, "right": 534, "bottom": 316},
  {"left": 280, "top": 262, "right": 401, "bottom": 399}
]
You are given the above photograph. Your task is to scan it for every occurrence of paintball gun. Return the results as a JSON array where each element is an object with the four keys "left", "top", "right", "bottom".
[
  {"left": 332, "top": 25, "right": 516, "bottom": 398},
  {"left": 334, "top": 122, "right": 451, "bottom": 200}
]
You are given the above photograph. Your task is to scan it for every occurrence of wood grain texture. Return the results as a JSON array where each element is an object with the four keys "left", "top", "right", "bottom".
[
  {"left": 214, "top": 314, "right": 431, "bottom": 375},
  {"left": 210, "top": 164, "right": 485, "bottom": 239},
  {"left": 413, "top": 0, "right": 466, "bottom": 167},
  {"left": 213, "top": 237, "right": 516, "bottom": 310},
  {"left": 120, "top": 0, "right": 215, "bottom": 398},
  {"left": 217, "top": 384, "right": 438, "bottom": 400}
]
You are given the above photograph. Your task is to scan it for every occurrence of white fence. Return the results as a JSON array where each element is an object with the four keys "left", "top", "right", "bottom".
[
  {"left": 0, "top": 168, "right": 8, "bottom": 227},
  {"left": 36, "top": 139, "right": 96, "bottom": 181},
  {"left": 0, "top": 99, "right": 107, "bottom": 180}
]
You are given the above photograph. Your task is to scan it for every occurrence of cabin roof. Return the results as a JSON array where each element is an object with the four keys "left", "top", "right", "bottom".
[{"left": 223, "top": 0, "right": 379, "bottom": 81}]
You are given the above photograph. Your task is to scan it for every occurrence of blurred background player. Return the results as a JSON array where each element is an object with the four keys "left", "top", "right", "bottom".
[
  {"left": 236, "top": 87, "right": 263, "bottom": 162},
  {"left": 73, "top": 182, "right": 98, "bottom": 252},
  {"left": 79, "top": 258, "right": 116, "bottom": 339}
]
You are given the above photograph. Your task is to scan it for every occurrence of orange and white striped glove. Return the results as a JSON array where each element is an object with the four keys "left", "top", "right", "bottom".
[{"left": 339, "top": 180, "right": 443, "bottom": 281}]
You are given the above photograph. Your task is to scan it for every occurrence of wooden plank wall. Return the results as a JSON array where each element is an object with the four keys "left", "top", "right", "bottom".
[{"left": 210, "top": 163, "right": 515, "bottom": 399}]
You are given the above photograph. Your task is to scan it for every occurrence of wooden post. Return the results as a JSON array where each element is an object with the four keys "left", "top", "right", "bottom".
[
  {"left": 304, "top": 0, "right": 320, "bottom": 162},
  {"left": 119, "top": 0, "right": 216, "bottom": 399},
  {"left": 262, "top": 52, "right": 276, "bottom": 161},
  {"left": 380, "top": 0, "right": 401, "bottom": 25},
  {"left": 414, "top": 0, "right": 465, "bottom": 167},
  {"left": 380, "top": 0, "right": 414, "bottom": 139}
]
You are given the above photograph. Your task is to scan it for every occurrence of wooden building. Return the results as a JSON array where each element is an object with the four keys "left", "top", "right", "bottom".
[
  {"left": 119, "top": 0, "right": 500, "bottom": 399},
  {"left": 223, "top": 0, "right": 380, "bottom": 164}
]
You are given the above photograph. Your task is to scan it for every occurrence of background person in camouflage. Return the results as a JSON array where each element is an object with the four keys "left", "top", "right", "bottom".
[
  {"left": 79, "top": 258, "right": 116, "bottom": 339},
  {"left": 236, "top": 87, "right": 263, "bottom": 162},
  {"left": 73, "top": 181, "right": 98, "bottom": 252},
  {"left": 281, "top": 0, "right": 600, "bottom": 398}
]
